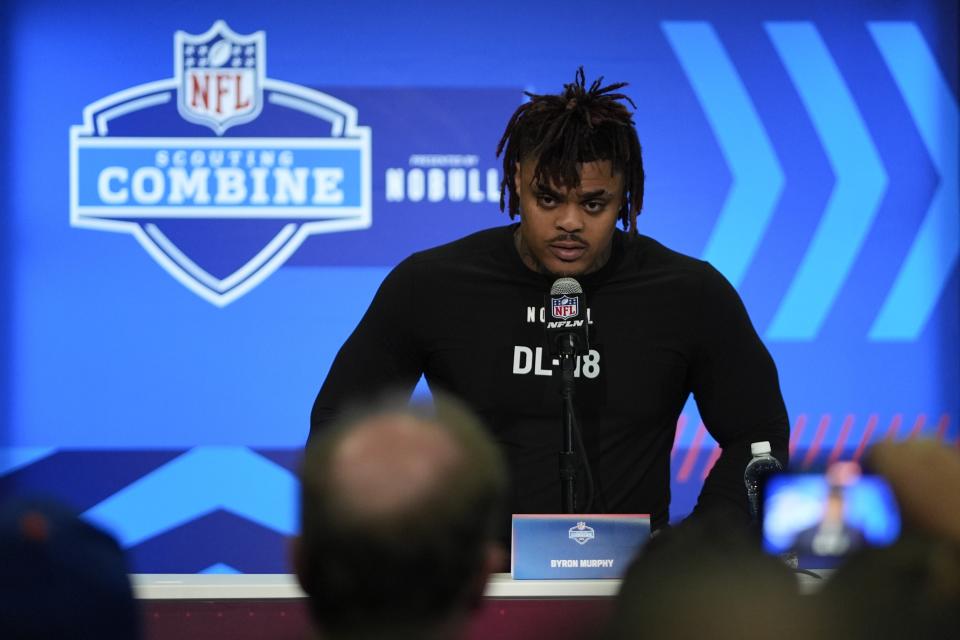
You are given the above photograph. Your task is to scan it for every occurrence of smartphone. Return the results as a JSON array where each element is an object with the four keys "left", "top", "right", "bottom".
[{"left": 762, "top": 463, "right": 900, "bottom": 568}]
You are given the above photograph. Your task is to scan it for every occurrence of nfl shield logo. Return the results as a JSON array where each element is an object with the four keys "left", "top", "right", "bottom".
[
  {"left": 552, "top": 295, "right": 579, "bottom": 319},
  {"left": 175, "top": 21, "right": 264, "bottom": 135}
]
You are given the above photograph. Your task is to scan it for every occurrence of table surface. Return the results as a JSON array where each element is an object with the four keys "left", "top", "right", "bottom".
[{"left": 131, "top": 571, "right": 830, "bottom": 600}]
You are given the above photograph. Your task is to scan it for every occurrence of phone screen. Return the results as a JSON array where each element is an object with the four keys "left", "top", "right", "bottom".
[{"left": 762, "top": 465, "right": 900, "bottom": 568}]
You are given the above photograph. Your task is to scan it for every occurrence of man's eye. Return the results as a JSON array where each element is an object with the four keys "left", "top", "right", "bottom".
[
  {"left": 538, "top": 195, "right": 556, "bottom": 207},
  {"left": 584, "top": 201, "right": 604, "bottom": 213}
]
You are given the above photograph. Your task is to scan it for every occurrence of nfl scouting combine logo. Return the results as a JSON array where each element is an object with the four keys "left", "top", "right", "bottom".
[
  {"left": 69, "top": 21, "right": 372, "bottom": 306},
  {"left": 568, "top": 521, "right": 595, "bottom": 545}
]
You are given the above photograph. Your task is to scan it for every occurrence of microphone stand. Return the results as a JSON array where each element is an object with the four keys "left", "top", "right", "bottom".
[{"left": 558, "top": 334, "right": 578, "bottom": 514}]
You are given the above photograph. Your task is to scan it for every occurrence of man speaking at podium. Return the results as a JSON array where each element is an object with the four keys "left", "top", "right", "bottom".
[{"left": 311, "top": 68, "right": 789, "bottom": 537}]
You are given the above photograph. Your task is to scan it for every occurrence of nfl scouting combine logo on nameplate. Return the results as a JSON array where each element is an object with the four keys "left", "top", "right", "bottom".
[
  {"left": 69, "top": 21, "right": 372, "bottom": 306},
  {"left": 569, "top": 521, "right": 595, "bottom": 545}
]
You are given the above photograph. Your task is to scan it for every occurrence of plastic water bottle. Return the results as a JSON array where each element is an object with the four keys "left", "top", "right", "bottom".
[{"left": 743, "top": 441, "right": 783, "bottom": 522}]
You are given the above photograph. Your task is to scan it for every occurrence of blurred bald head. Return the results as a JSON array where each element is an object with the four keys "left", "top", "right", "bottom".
[
  {"left": 296, "top": 395, "right": 506, "bottom": 640},
  {"left": 328, "top": 413, "right": 464, "bottom": 521}
]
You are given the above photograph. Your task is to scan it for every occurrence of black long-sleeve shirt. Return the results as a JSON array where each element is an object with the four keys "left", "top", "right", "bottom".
[{"left": 311, "top": 224, "right": 789, "bottom": 533}]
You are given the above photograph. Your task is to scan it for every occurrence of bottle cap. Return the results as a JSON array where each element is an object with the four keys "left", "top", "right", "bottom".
[{"left": 750, "top": 441, "right": 772, "bottom": 456}]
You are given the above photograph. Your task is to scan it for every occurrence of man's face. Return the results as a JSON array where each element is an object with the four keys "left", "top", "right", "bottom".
[{"left": 514, "top": 159, "right": 624, "bottom": 276}]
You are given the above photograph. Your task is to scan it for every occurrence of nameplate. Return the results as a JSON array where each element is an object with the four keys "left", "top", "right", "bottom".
[{"left": 511, "top": 514, "right": 650, "bottom": 579}]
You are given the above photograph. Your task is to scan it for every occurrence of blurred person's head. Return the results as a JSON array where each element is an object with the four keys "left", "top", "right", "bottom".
[
  {"left": 606, "top": 514, "right": 818, "bottom": 640},
  {"left": 0, "top": 497, "right": 139, "bottom": 639},
  {"left": 867, "top": 439, "right": 960, "bottom": 543},
  {"left": 814, "top": 439, "right": 960, "bottom": 638},
  {"left": 822, "top": 486, "right": 848, "bottom": 526},
  {"left": 293, "top": 394, "right": 507, "bottom": 640},
  {"left": 816, "top": 536, "right": 960, "bottom": 639}
]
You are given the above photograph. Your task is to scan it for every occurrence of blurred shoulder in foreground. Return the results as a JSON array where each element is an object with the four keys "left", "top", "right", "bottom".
[{"left": 0, "top": 496, "right": 139, "bottom": 640}]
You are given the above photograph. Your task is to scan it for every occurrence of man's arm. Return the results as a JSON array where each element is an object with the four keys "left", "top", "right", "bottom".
[
  {"left": 310, "top": 260, "right": 427, "bottom": 441},
  {"left": 688, "top": 265, "right": 790, "bottom": 524}
]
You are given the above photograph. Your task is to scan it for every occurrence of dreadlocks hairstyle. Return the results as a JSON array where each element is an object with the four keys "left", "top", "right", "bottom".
[{"left": 496, "top": 67, "right": 645, "bottom": 235}]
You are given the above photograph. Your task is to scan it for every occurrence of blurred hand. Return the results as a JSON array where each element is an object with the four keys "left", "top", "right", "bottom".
[{"left": 868, "top": 439, "right": 960, "bottom": 543}]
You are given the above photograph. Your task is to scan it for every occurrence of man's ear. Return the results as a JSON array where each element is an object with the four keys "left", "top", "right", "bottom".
[{"left": 513, "top": 162, "right": 522, "bottom": 197}]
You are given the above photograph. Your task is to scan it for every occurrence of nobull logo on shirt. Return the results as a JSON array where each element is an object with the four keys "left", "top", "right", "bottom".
[{"left": 69, "top": 20, "right": 372, "bottom": 306}]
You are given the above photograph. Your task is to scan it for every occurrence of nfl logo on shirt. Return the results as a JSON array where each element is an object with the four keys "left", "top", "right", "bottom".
[
  {"left": 176, "top": 22, "right": 264, "bottom": 135},
  {"left": 552, "top": 295, "right": 579, "bottom": 319}
]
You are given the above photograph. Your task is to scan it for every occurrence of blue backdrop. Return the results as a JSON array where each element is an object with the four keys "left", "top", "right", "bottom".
[{"left": 1, "top": 0, "right": 956, "bottom": 572}]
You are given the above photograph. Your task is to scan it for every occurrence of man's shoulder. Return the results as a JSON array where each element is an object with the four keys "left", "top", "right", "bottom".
[
  {"left": 622, "top": 233, "right": 717, "bottom": 279},
  {"left": 608, "top": 234, "right": 739, "bottom": 306}
]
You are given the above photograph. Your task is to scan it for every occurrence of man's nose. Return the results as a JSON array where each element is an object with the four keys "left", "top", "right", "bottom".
[{"left": 555, "top": 204, "right": 584, "bottom": 232}]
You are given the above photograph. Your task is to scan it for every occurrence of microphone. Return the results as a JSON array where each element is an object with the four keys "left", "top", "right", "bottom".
[
  {"left": 546, "top": 277, "right": 589, "bottom": 357},
  {"left": 547, "top": 277, "right": 594, "bottom": 514}
]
